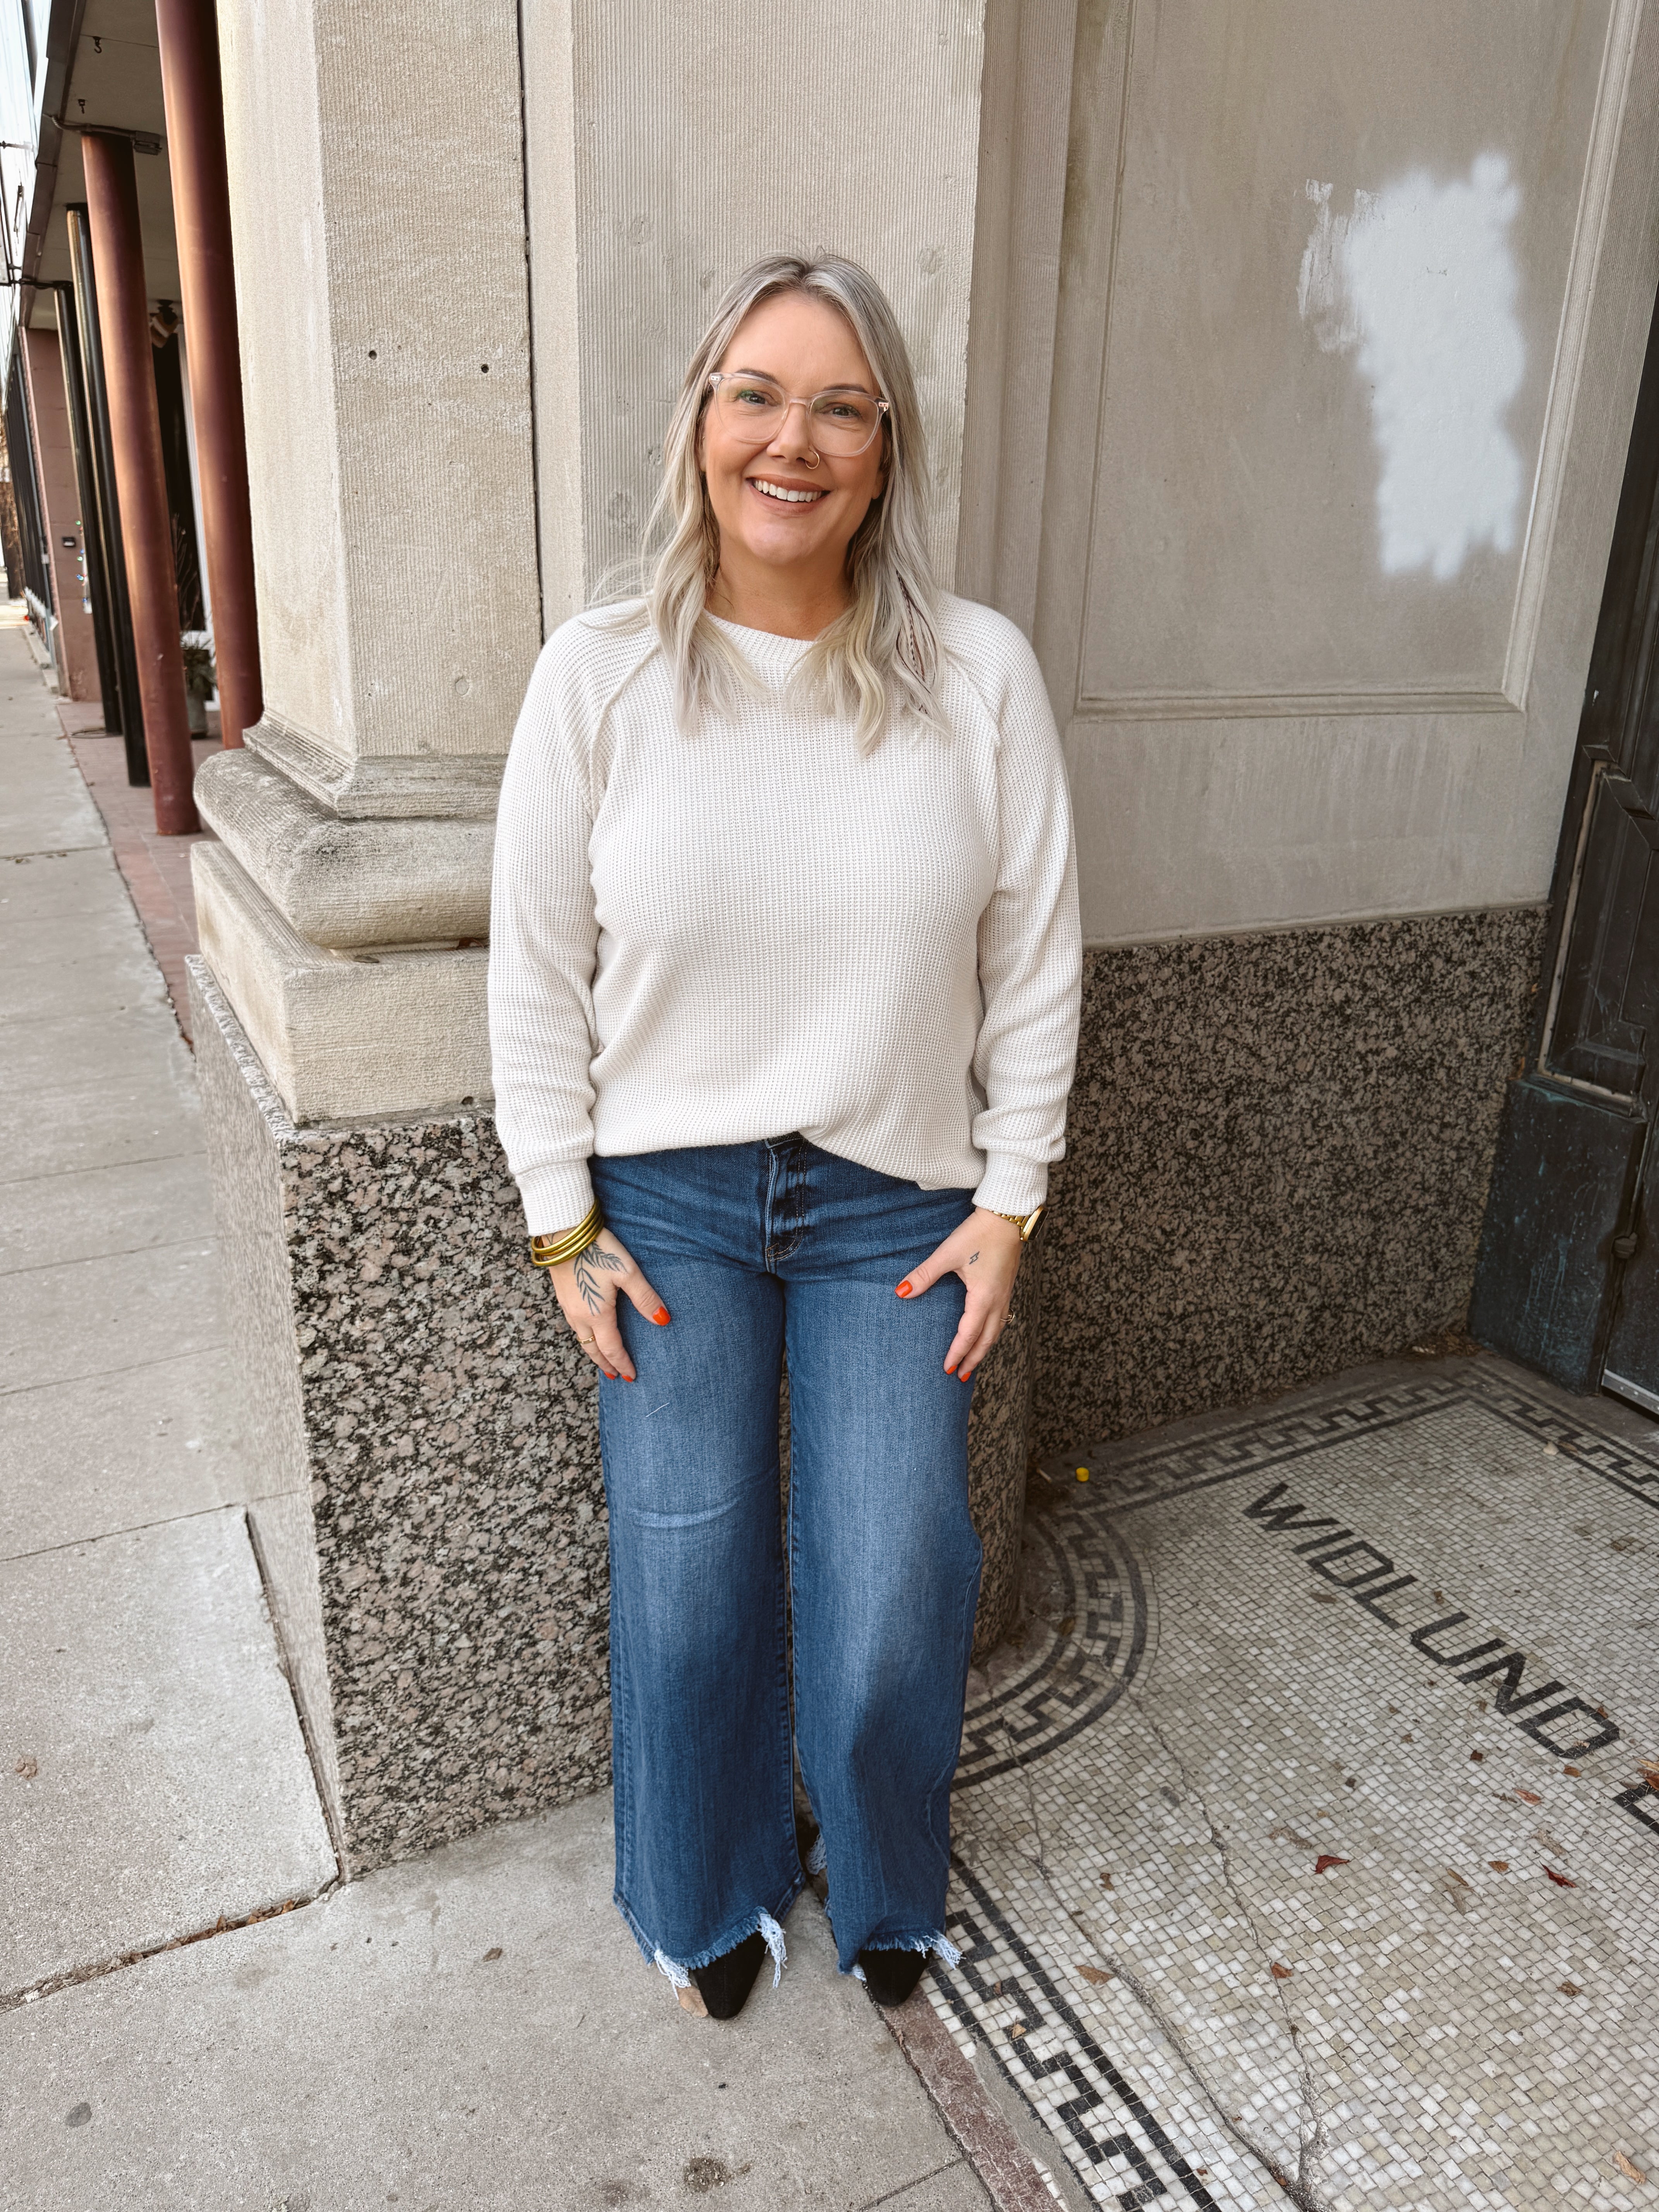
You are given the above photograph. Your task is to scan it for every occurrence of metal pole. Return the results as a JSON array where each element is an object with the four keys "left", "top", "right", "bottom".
[
  {"left": 66, "top": 203, "right": 147, "bottom": 777},
  {"left": 46, "top": 283, "right": 123, "bottom": 723},
  {"left": 80, "top": 132, "right": 199, "bottom": 835},
  {"left": 153, "top": 0, "right": 261, "bottom": 750}
]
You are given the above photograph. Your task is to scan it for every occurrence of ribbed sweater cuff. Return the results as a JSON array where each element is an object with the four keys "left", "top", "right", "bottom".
[
  {"left": 972, "top": 1156, "right": 1049, "bottom": 1218},
  {"left": 517, "top": 1160, "right": 597, "bottom": 1238}
]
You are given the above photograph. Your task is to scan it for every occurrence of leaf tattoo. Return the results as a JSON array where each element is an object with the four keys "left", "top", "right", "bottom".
[{"left": 574, "top": 1243, "right": 625, "bottom": 1311}]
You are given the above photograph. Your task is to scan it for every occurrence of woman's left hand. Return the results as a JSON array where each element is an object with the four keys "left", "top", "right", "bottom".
[{"left": 896, "top": 1207, "right": 1025, "bottom": 1382}]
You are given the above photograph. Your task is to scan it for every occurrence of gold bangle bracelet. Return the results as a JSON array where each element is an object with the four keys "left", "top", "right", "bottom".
[{"left": 530, "top": 1200, "right": 603, "bottom": 1268}]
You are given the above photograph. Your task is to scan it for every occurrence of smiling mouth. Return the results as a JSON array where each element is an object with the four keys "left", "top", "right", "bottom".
[{"left": 749, "top": 478, "right": 827, "bottom": 506}]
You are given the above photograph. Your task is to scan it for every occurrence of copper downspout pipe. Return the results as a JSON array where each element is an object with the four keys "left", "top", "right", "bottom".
[
  {"left": 154, "top": 0, "right": 261, "bottom": 750},
  {"left": 80, "top": 132, "right": 199, "bottom": 835}
]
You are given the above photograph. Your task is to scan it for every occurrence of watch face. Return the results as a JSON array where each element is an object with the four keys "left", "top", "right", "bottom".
[{"left": 1023, "top": 1204, "right": 1048, "bottom": 1240}]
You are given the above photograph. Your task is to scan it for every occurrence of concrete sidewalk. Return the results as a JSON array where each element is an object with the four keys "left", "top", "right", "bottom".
[{"left": 0, "top": 605, "right": 1031, "bottom": 2210}]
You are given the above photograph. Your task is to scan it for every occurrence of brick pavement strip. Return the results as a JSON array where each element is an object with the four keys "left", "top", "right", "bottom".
[
  {"left": 61, "top": 726, "right": 217, "bottom": 1041},
  {"left": 885, "top": 1988, "right": 1061, "bottom": 2211}
]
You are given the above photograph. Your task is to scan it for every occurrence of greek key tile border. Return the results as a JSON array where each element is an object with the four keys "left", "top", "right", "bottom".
[
  {"left": 933, "top": 1861, "right": 1229, "bottom": 2212},
  {"left": 1062, "top": 1369, "right": 1659, "bottom": 1520}
]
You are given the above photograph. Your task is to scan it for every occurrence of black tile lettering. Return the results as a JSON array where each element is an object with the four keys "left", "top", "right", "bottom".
[
  {"left": 1410, "top": 1615, "right": 1509, "bottom": 1668},
  {"left": 1242, "top": 1486, "right": 1341, "bottom": 1537},
  {"left": 1521, "top": 1699, "right": 1621, "bottom": 1759},
  {"left": 1352, "top": 1575, "right": 1418, "bottom": 1628},
  {"left": 1455, "top": 1650, "right": 1565, "bottom": 1716}
]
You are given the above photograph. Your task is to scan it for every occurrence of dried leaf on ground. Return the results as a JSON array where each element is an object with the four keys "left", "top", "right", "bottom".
[
  {"left": 483, "top": 1947, "right": 503, "bottom": 1961},
  {"left": 1559, "top": 1982, "right": 1582, "bottom": 1996},
  {"left": 1076, "top": 1964, "right": 1113, "bottom": 1986},
  {"left": 1469, "top": 1750, "right": 1485, "bottom": 1762},
  {"left": 1613, "top": 2152, "right": 1647, "bottom": 2184},
  {"left": 1638, "top": 1759, "right": 1659, "bottom": 1789},
  {"left": 1313, "top": 1855, "right": 1350, "bottom": 1875},
  {"left": 14, "top": 1756, "right": 38, "bottom": 1779},
  {"left": 1270, "top": 1962, "right": 1293, "bottom": 1980},
  {"left": 1489, "top": 1860, "right": 1509, "bottom": 1871},
  {"left": 1515, "top": 1789, "right": 1542, "bottom": 1805},
  {"left": 1545, "top": 1868, "right": 1577, "bottom": 1888}
]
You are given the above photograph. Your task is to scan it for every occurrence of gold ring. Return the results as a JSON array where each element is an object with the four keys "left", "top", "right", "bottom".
[{"left": 577, "top": 1331, "right": 596, "bottom": 1345}]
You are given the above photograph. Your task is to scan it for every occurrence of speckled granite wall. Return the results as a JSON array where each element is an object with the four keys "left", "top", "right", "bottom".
[
  {"left": 1033, "top": 909, "right": 1546, "bottom": 1455},
  {"left": 190, "top": 960, "right": 1030, "bottom": 1875}
]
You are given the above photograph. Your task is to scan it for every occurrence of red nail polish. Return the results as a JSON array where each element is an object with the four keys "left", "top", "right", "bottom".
[
  {"left": 896, "top": 1281, "right": 913, "bottom": 1298},
  {"left": 653, "top": 1306, "right": 670, "bottom": 1326},
  {"left": 944, "top": 1361, "right": 955, "bottom": 1375}
]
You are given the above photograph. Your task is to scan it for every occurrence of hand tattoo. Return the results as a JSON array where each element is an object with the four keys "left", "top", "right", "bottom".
[
  {"left": 574, "top": 1244, "right": 624, "bottom": 1311},
  {"left": 967, "top": 1250, "right": 979, "bottom": 1265}
]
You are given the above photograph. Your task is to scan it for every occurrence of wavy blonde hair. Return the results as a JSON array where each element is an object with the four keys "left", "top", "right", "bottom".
[{"left": 627, "top": 254, "right": 942, "bottom": 750}]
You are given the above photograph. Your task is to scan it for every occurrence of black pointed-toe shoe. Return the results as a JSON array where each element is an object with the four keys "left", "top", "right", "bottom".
[
  {"left": 857, "top": 1946, "right": 927, "bottom": 2008},
  {"left": 690, "top": 1931, "right": 769, "bottom": 2021}
]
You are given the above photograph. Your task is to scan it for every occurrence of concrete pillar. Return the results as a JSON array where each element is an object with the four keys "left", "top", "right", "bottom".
[
  {"left": 81, "top": 132, "right": 199, "bottom": 834},
  {"left": 194, "top": 0, "right": 1068, "bottom": 1874},
  {"left": 155, "top": 0, "right": 263, "bottom": 750},
  {"left": 19, "top": 327, "right": 99, "bottom": 701}
]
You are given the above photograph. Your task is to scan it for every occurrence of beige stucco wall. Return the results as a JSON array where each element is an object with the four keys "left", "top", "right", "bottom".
[
  {"left": 522, "top": 0, "right": 994, "bottom": 622},
  {"left": 1036, "top": 0, "right": 1659, "bottom": 945},
  {"left": 21, "top": 328, "right": 100, "bottom": 702}
]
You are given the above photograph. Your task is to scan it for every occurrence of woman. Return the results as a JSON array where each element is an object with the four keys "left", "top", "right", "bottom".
[{"left": 489, "top": 254, "right": 1080, "bottom": 2022}]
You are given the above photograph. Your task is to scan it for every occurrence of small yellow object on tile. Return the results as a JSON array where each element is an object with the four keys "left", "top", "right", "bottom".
[{"left": 1075, "top": 1467, "right": 1090, "bottom": 1481}]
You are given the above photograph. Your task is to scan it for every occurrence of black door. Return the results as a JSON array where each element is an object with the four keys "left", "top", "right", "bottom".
[{"left": 1471, "top": 290, "right": 1659, "bottom": 1410}]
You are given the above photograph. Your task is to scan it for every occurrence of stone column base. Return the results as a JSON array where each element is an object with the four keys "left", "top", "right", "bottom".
[{"left": 190, "top": 958, "right": 1030, "bottom": 1876}]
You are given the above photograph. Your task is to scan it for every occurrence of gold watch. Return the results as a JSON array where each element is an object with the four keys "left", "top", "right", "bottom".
[{"left": 985, "top": 1202, "right": 1047, "bottom": 1242}]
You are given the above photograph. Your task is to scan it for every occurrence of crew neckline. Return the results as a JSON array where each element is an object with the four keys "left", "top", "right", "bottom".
[{"left": 705, "top": 611, "right": 817, "bottom": 664}]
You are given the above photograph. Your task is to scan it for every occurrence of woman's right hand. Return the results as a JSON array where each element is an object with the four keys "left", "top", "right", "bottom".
[{"left": 547, "top": 1226, "right": 670, "bottom": 1380}]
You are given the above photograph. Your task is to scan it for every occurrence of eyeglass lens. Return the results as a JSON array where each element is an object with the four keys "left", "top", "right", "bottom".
[{"left": 714, "top": 377, "right": 883, "bottom": 455}]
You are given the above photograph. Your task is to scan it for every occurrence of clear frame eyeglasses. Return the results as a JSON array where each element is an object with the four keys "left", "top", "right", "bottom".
[{"left": 707, "top": 372, "right": 890, "bottom": 458}]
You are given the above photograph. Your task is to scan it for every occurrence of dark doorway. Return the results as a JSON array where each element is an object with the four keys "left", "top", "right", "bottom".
[
  {"left": 1471, "top": 288, "right": 1659, "bottom": 1414},
  {"left": 150, "top": 321, "right": 204, "bottom": 632}
]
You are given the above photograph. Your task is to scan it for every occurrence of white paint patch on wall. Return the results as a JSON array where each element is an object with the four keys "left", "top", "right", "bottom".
[{"left": 1299, "top": 155, "right": 1525, "bottom": 582}]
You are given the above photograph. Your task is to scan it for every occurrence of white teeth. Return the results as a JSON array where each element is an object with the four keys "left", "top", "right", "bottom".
[{"left": 752, "top": 479, "right": 824, "bottom": 504}]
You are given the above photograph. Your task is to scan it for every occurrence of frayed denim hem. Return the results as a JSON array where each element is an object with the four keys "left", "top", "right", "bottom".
[
  {"left": 846, "top": 1930, "right": 962, "bottom": 1981},
  {"left": 618, "top": 1875, "right": 805, "bottom": 1993}
]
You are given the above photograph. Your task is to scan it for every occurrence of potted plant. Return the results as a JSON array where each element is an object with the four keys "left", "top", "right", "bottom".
[{"left": 180, "top": 630, "right": 216, "bottom": 736}]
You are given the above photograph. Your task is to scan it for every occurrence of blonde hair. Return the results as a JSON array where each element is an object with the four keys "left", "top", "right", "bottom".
[{"left": 629, "top": 254, "right": 942, "bottom": 750}]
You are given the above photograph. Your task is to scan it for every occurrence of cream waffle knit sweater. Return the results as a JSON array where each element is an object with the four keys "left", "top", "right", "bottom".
[{"left": 488, "top": 595, "right": 1081, "bottom": 1235}]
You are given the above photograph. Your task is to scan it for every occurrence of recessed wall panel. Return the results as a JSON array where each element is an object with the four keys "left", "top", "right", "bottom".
[{"left": 1078, "top": 0, "right": 1612, "bottom": 715}]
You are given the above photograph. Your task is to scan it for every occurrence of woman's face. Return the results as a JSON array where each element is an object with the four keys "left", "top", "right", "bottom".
[{"left": 699, "top": 292, "right": 888, "bottom": 589}]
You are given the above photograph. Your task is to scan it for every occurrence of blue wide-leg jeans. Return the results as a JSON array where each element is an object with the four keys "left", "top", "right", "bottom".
[{"left": 589, "top": 1136, "right": 982, "bottom": 1982}]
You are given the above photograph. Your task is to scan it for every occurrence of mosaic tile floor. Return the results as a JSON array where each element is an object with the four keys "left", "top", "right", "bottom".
[{"left": 935, "top": 1357, "right": 1659, "bottom": 2212}]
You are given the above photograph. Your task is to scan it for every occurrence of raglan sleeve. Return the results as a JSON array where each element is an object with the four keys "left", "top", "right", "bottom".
[
  {"left": 487, "top": 629, "right": 604, "bottom": 1235},
  {"left": 969, "top": 621, "right": 1083, "bottom": 1218}
]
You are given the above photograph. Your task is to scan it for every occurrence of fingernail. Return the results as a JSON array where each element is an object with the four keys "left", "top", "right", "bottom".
[
  {"left": 944, "top": 1361, "right": 956, "bottom": 1375},
  {"left": 896, "top": 1281, "right": 913, "bottom": 1298},
  {"left": 653, "top": 1306, "right": 670, "bottom": 1326}
]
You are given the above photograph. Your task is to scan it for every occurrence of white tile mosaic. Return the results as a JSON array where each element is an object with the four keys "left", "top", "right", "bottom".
[{"left": 936, "top": 1360, "right": 1659, "bottom": 2212}]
